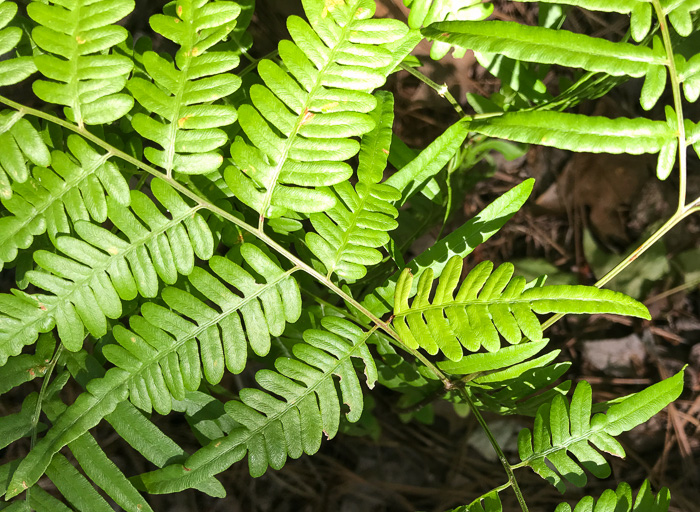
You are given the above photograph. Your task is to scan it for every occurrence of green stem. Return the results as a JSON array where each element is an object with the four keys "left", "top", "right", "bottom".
[
  {"left": 459, "top": 386, "right": 529, "bottom": 512},
  {"left": 399, "top": 62, "right": 465, "bottom": 117},
  {"left": 0, "top": 94, "right": 450, "bottom": 386}
]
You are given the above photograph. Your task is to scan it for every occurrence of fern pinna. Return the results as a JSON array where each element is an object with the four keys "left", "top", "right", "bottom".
[{"left": 0, "top": 0, "right": 692, "bottom": 510}]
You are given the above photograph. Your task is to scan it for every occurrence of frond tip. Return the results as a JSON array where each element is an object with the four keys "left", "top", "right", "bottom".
[{"left": 393, "top": 254, "right": 650, "bottom": 361}]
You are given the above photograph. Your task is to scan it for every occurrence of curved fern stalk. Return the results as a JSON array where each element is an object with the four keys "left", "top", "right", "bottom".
[
  {"left": 516, "top": 371, "right": 684, "bottom": 493},
  {"left": 0, "top": 0, "right": 36, "bottom": 86},
  {"left": 0, "top": 177, "right": 213, "bottom": 361},
  {"left": 226, "top": 0, "right": 417, "bottom": 225},
  {"left": 392, "top": 254, "right": 650, "bottom": 361},
  {"left": 4, "top": 244, "right": 301, "bottom": 498},
  {"left": 128, "top": 0, "right": 242, "bottom": 176},
  {"left": 0, "top": 110, "right": 51, "bottom": 201},
  {"left": 27, "top": 0, "right": 135, "bottom": 126},
  {"left": 306, "top": 91, "right": 401, "bottom": 282},
  {"left": 554, "top": 480, "right": 670, "bottom": 512},
  {"left": 0, "top": 132, "right": 129, "bottom": 272},
  {"left": 131, "top": 316, "right": 378, "bottom": 493},
  {"left": 403, "top": 0, "right": 493, "bottom": 59}
]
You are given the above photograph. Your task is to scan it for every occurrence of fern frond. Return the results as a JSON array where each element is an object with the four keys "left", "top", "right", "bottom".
[
  {"left": 517, "top": 371, "right": 684, "bottom": 492},
  {"left": 0, "top": 0, "right": 36, "bottom": 86},
  {"left": 128, "top": 0, "right": 242, "bottom": 175},
  {"left": 448, "top": 490, "right": 502, "bottom": 512},
  {"left": 226, "top": 0, "right": 416, "bottom": 220},
  {"left": 5, "top": 245, "right": 301, "bottom": 498},
  {"left": 0, "top": 111, "right": 51, "bottom": 200},
  {"left": 306, "top": 91, "right": 400, "bottom": 282},
  {"left": 554, "top": 480, "right": 670, "bottom": 512},
  {"left": 27, "top": 0, "right": 135, "bottom": 126},
  {"left": 393, "top": 254, "right": 650, "bottom": 361},
  {"left": 131, "top": 316, "right": 377, "bottom": 493},
  {"left": 0, "top": 177, "right": 211, "bottom": 360},
  {"left": 0, "top": 133, "right": 129, "bottom": 273}
]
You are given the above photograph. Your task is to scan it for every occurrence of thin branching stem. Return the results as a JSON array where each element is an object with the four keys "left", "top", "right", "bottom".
[{"left": 399, "top": 62, "right": 465, "bottom": 117}]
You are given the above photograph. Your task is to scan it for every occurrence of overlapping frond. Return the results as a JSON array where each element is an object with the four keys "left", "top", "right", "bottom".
[
  {"left": 5, "top": 244, "right": 301, "bottom": 498},
  {"left": 0, "top": 177, "right": 211, "bottom": 361},
  {"left": 128, "top": 0, "right": 242, "bottom": 175},
  {"left": 306, "top": 91, "right": 400, "bottom": 282},
  {"left": 392, "top": 254, "right": 650, "bottom": 361},
  {"left": 27, "top": 0, "right": 135, "bottom": 126},
  {"left": 0, "top": 0, "right": 36, "bottom": 86},
  {"left": 555, "top": 480, "right": 670, "bottom": 512},
  {"left": 517, "top": 371, "right": 684, "bottom": 492},
  {"left": 0, "top": 110, "right": 51, "bottom": 200},
  {"left": 128, "top": 316, "right": 378, "bottom": 493},
  {"left": 225, "top": 0, "right": 417, "bottom": 220}
]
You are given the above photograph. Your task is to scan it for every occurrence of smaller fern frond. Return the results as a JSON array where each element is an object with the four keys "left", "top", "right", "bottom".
[
  {"left": 517, "top": 371, "right": 684, "bottom": 492},
  {"left": 0, "top": 110, "right": 51, "bottom": 200},
  {"left": 393, "top": 254, "right": 649, "bottom": 361},
  {"left": 27, "top": 0, "right": 135, "bottom": 126},
  {"left": 555, "top": 480, "right": 670, "bottom": 512},
  {"left": 128, "top": 0, "right": 242, "bottom": 175},
  {"left": 0, "top": 132, "right": 129, "bottom": 273},
  {"left": 132, "top": 316, "right": 378, "bottom": 494},
  {"left": 0, "top": 0, "right": 36, "bottom": 86},
  {"left": 447, "top": 490, "right": 502, "bottom": 512},
  {"left": 306, "top": 91, "right": 400, "bottom": 282}
]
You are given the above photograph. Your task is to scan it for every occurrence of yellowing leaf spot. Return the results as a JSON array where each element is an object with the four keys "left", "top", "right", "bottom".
[
  {"left": 321, "top": 101, "right": 339, "bottom": 112},
  {"left": 322, "top": 0, "right": 345, "bottom": 17},
  {"left": 175, "top": 19, "right": 180, "bottom": 23},
  {"left": 28, "top": 368, "right": 35, "bottom": 378},
  {"left": 300, "top": 108, "right": 315, "bottom": 126},
  {"left": 177, "top": 5, "right": 183, "bottom": 17},
  {"left": 131, "top": 337, "right": 136, "bottom": 343},
  {"left": 76, "top": 35, "right": 86, "bottom": 44},
  {"left": 39, "top": 302, "right": 47, "bottom": 311},
  {"left": 382, "top": 148, "right": 389, "bottom": 155},
  {"left": 215, "top": 441, "right": 221, "bottom": 447},
  {"left": 137, "top": 506, "right": 143, "bottom": 511},
  {"left": 357, "top": 7, "right": 370, "bottom": 18},
  {"left": 178, "top": 116, "right": 189, "bottom": 128},
  {"left": 108, "top": 246, "right": 119, "bottom": 255},
  {"left": 191, "top": 47, "right": 200, "bottom": 57}
]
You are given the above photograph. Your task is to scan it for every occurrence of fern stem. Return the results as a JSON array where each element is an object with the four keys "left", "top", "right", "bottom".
[
  {"left": 458, "top": 386, "right": 530, "bottom": 512},
  {"left": 652, "top": 0, "right": 688, "bottom": 211},
  {"left": 399, "top": 62, "right": 465, "bottom": 117}
]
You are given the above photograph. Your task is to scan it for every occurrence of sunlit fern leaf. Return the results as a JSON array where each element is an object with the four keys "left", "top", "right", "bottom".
[
  {"left": 0, "top": 132, "right": 129, "bottom": 272},
  {"left": 128, "top": 316, "right": 377, "bottom": 492},
  {"left": 306, "top": 91, "right": 400, "bottom": 282},
  {"left": 677, "top": 52, "right": 700, "bottom": 103},
  {"left": 0, "top": 0, "right": 37, "bottom": 86},
  {"left": 554, "top": 480, "right": 670, "bottom": 512},
  {"left": 128, "top": 0, "right": 242, "bottom": 175},
  {"left": 0, "top": 111, "right": 51, "bottom": 201},
  {"left": 518, "top": 372, "right": 684, "bottom": 493},
  {"left": 27, "top": 0, "right": 135, "bottom": 126},
  {"left": 403, "top": 0, "right": 493, "bottom": 59},
  {"left": 393, "top": 254, "right": 650, "bottom": 361},
  {"left": 5, "top": 244, "right": 300, "bottom": 498},
  {"left": 0, "top": 177, "right": 211, "bottom": 359},
  {"left": 226, "top": 0, "right": 414, "bottom": 220},
  {"left": 447, "top": 489, "right": 502, "bottom": 512}
]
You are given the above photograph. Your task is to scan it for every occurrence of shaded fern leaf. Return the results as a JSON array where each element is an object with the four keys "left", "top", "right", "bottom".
[
  {"left": 0, "top": 0, "right": 36, "bottom": 86},
  {"left": 27, "top": 0, "right": 135, "bottom": 126},
  {"left": 5, "top": 244, "right": 301, "bottom": 498},
  {"left": 226, "top": 0, "right": 415, "bottom": 220},
  {"left": 0, "top": 178, "right": 213, "bottom": 360},
  {"left": 554, "top": 480, "right": 670, "bottom": 512},
  {"left": 518, "top": 371, "right": 684, "bottom": 492},
  {"left": 447, "top": 489, "right": 502, "bottom": 512},
  {"left": 0, "top": 111, "right": 51, "bottom": 201},
  {"left": 393, "top": 254, "right": 650, "bottom": 361},
  {"left": 129, "top": 316, "right": 378, "bottom": 493},
  {"left": 0, "top": 133, "right": 128, "bottom": 272},
  {"left": 128, "top": 0, "right": 242, "bottom": 175},
  {"left": 306, "top": 91, "right": 400, "bottom": 282}
]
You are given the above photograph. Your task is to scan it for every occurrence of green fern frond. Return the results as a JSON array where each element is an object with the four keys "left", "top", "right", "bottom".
[
  {"left": 554, "top": 480, "right": 670, "bottom": 512},
  {"left": 226, "top": 0, "right": 416, "bottom": 220},
  {"left": 517, "top": 371, "right": 684, "bottom": 492},
  {"left": 393, "top": 254, "right": 650, "bottom": 361},
  {"left": 306, "top": 91, "right": 400, "bottom": 282},
  {"left": 0, "top": 133, "right": 128, "bottom": 273},
  {"left": 128, "top": 0, "right": 242, "bottom": 175},
  {"left": 0, "top": 177, "right": 210, "bottom": 360},
  {"left": 0, "top": 0, "right": 36, "bottom": 86},
  {"left": 5, "top": 244, "right": 300, "bottom": 498},
  {"left": 0, "top": 110, "right": 51, "bottom": 200},
  {"left": 27, "top": 0, "right": 135, "bottom": 126},
  {"left": 130, "top": 316, "right": 377, "bottom": 493},
  {"left": 447, "top": 489, "right": 502, "bottom": 512},
  {"left": 403, "top": 0, "right": 493, "bottom": 59}
]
